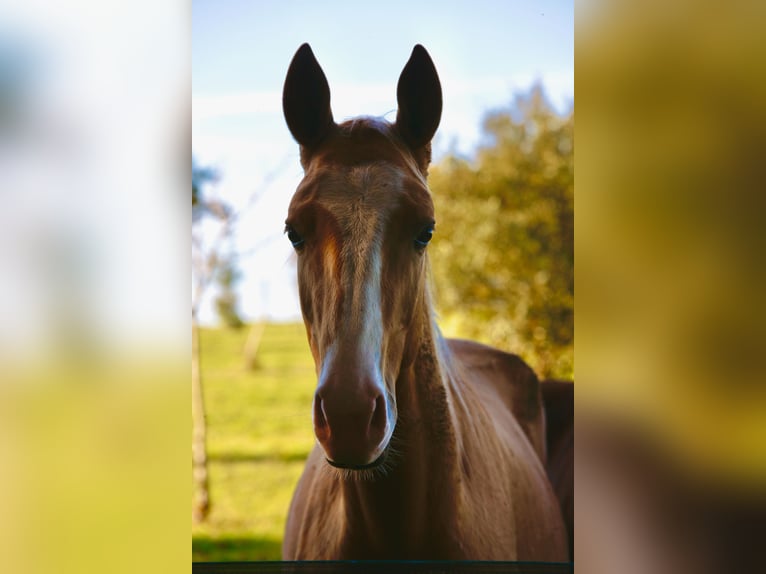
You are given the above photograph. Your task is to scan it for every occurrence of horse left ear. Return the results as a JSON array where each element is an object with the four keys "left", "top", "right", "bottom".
[
  {"left": 283, "top": 43, "right": 335, "bottom": 150},
  {"left": 395, "top": 45, "right": 443, "bottom": 151}
]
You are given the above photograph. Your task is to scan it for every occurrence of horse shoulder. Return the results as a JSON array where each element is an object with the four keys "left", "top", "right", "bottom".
[
  {"left": 444, "top": 338, "right": 569, "bottom": 560},
  {"left": 445, "top": 338, "right": 547, "bottom": 462}
]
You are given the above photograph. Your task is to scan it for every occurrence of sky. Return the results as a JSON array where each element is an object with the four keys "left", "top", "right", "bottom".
[{"left": 192, "top": 0, "right": 573, "bottom": 324}]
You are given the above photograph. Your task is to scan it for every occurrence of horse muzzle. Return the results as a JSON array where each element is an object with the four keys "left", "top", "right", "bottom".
[{"left": 313, "top": 383, "right": 391, "bottom": 468}]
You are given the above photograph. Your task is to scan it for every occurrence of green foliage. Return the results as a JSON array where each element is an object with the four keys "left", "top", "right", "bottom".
[
  {"left": 192, "top": 323, "right": 316, "bottom": 561},
  {"left": 429, "top": 84, "right": 573, "bottom": 378}
]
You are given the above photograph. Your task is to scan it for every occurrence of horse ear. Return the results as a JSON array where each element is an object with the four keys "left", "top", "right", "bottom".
[
  {"left": 395, "top": 45, "right": 442, "bottom": 150},
  {"left": 283, "top": 43, "right": 335, "bottom": 148}
]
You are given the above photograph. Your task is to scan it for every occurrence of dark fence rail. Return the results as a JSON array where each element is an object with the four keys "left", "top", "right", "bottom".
[{"left": 192, "top": 561, "right": 574, "bottom": 574}]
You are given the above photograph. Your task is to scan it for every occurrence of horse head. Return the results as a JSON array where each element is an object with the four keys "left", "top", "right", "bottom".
[{"left": 282, "top": 44, "right": 442, "bottom": 469}]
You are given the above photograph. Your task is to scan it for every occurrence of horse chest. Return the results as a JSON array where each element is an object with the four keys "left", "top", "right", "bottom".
[{"left": 291, "top": 465, "right": 461, "bottom": 559}]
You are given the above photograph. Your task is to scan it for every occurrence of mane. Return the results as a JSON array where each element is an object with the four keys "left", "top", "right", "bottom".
[
  {"left": 337, "top": 115, "right": 392, "bottom": 136},
  {"left": 304, "top": 116, "right": 432, "bottom": 179}
]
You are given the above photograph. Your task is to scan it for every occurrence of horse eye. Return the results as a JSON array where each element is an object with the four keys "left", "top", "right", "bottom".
[
  {"left": 414, "top": 224, "right": 434, "bottom": 248},
  {"left": 285, "top": 226, "right": 305, "bottom": 249}
]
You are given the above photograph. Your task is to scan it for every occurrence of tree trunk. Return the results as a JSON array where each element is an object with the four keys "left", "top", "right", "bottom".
[
  {"left": 191, "top": 316, "right": 210, "bottom": 522},
  {"left": 243, "top": 321, "right": 266, "bottom": 370}
]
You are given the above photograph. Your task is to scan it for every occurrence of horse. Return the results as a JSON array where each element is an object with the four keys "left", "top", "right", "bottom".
[
  {"left": 541, "top": 379, "right": 575, "bottom": 560},
  {"left": 280, "top": 43, "right": 569, "bottom": 561}
]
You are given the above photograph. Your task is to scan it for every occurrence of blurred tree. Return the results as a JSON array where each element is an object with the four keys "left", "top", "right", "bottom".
[
  {"left": 191, "top": 155, "right": 229, "bottom": 523},
  {"left": 429, "top": 84, "right": 573, "bottom": 379},
  {"left": 192, "top": 157, "right": 244, "bottom": 329},
  {"left": 213, "top": 258, "right": 245, "bottom": 329},
  {"left": 192, "top": 161, "right": 218, "bottom": 216}
]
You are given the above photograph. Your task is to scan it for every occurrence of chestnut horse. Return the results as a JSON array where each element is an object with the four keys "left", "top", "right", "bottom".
[{"left": 281, "top": 43, "right": 569, "bottom": 561}]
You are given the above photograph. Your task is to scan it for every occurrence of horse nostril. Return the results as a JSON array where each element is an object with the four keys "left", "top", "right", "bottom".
[
  {"left": 370, "top": 395, "right": 387, "bottom": 437},
  {"left": 314, "top": 396, "right": 329, "bottom": 434}
]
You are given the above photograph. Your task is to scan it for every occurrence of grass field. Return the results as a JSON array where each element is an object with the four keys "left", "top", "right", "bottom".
[{"left": 192, "top": 322, "right": 316, "bottom": 561}]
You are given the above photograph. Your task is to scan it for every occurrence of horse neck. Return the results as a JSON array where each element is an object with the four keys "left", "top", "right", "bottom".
[
  {"left": 396, "top": 298, "right": 462, "bottom": 474},
  {"left": 338, "top": 288, "right": 464, "bottom": 554}
]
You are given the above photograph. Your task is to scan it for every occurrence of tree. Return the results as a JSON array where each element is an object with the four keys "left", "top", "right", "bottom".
[
  {"left": 429, "top": 84, "right": 573, "bottom": 378},
  {"left": 213, "top": 260, "right": 245, "bottom": 329},
  {"left": 191, "top": 156, "right": 229, "bottom": 522}
]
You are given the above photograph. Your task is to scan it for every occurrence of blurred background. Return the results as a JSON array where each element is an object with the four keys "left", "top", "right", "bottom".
[
  {"left": 577, "top": 0, "right": 766, "bottom": 571},
  {"left": 0, "top": 2, "right": 188, "bottom": 574}
]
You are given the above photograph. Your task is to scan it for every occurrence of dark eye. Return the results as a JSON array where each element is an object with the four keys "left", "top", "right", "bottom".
[
  {"left": 285, "top": 225, "right": 305, "bottom": 249},
  {"left": 414, "top": 224, "right": 434, "bottom": 248}
]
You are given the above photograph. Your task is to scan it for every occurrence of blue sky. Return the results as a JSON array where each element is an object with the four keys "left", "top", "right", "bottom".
[{"left": 192, "top": 0, "right": 573, "bottom": 324}]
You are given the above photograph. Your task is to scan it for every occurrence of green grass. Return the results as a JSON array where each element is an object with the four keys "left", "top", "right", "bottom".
[{"left": 192, "top": 322, "right": 316, "bottom": 561}]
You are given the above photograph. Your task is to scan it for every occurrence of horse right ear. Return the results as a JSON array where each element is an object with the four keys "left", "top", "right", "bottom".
[
  {"left": 395, "top": 45, "right": 442, "bottom": 151},
  {"left": 283, "top": 43, "right": 335, "bottom": 149}
]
